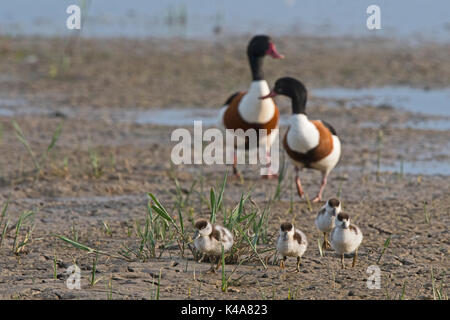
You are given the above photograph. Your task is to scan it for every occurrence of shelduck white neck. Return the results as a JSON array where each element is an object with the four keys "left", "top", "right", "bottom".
[
  {"left": 287, "top": 114, "right": 320, "bottom": 153},
  {"left": 238, "top": 80, "right": 276, "bottom": 124}
]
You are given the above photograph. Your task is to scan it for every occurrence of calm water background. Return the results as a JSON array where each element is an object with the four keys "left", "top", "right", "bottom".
[
  {"left": 1, "top": 0, "right": 449, "bottom": 42},
  {"left": 0, "top": 1, "right": 449, "bottom": 117}
]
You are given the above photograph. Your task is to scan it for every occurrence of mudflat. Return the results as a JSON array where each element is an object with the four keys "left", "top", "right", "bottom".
[{"left": 0, "top": 35, "right": 448, "bottom": 300}]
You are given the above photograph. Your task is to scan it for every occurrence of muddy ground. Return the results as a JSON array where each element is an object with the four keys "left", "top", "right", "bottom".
[{"left": 0, "top": 35, "right": 448, "bottom": 300}]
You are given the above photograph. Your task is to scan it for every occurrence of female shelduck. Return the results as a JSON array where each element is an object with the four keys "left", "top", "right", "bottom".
[
  {"left": 276, "top": 222, "right": 308, "bottom": 272},
  {"left": 219, "top": 35, "right": 284, "bottom": 178},
  {"left": 260, "top": 77, "right": 341, "bottom": 202},
  {"left": 193, "top": 219, "right": 234, "bottom": 272},
  {"left": 315, "top": 198, "right": 341, "bottom": 251},
  {"left": 330, "top": 213, "right": 363, "bottom": 268}
]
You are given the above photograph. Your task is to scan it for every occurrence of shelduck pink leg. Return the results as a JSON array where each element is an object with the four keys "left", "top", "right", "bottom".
[
  {"left": 295, "top": 167, "right": 304, "bottom": 198},
  {"left": 312, "top": 173, "right": 328, "bottom": 203}
]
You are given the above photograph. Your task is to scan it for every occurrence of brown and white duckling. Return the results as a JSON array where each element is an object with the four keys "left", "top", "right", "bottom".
[
  {"left": 331, "top": 213, "right": 363, "bottom": 268},
  {"left": 276, "top": 222, "right": 308, "bottom": 272},
  {"left": 193, "top": 219, "right": 234, "bottom": 272},
  {"left": 315, "top": 198, "right": 341, "bottom": 251},
  {"left": 219, "top": 35, "right": 284, "bottom": 178},
  {"left": 261, "top": 77, "right": 341, "bottom": 202}
]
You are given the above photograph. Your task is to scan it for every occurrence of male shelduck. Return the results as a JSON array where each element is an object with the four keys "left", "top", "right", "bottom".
[
  {"left": 193, "top": 219, "right": 234, "bottom": 272},
  {"left": 315, "top": 198, "right": 341, "bottom": 251},
  {"left": 219, "top": 35, "right": 284, "bottom": 178},
  {"left": 260, "top": 77, "right": 341, "bottom": 202},
  {"left": 330, "top": 213, "right": 363, "bottom": 268},
  {"left": 276, "top": 222, "right": 308, "bottom": 272}
]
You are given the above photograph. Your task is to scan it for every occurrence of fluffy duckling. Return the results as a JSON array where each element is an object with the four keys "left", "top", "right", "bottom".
[
  {"left": 219, "top": 35, "right": 284, "bottom": 178},
  {"left": 261, "top": 77, "right": 341, "bottom": 202},
  {"left": 193, "top": 219, "right": 234, "bottom": 272},
  {"left": 331, "top": 213, "right": 363, "bottom": 268},
  {"left": 315, "top": 198, "right": 341, "bottom": 251},
  {"left": 276, "top": 222, "right": 308, "bottom": 272}
]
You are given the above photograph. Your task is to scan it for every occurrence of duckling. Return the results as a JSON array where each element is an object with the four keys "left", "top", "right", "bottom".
[
  {"left": 315, "top": 198, "right": 341, "bottom": 251},
  {"left": 193, "top": 219, "right": 234, "bottom": 273},
  {"left": 276, "top": 222, "right": 308, "bottom": 272},
  {"left": 219, "top": 35, "right": 284, "bottom": 179},
  {"left": 260, "top": 77, "right": 341, "bottom": 202},
  {"left": 331, "top": 213, "right": 363, "bottom": 268}
]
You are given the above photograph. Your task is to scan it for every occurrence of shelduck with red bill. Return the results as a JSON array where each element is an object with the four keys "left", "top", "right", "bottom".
[
  {"left": 261, "top": 77, "right": 341, "bottom": 202},
  {"left": 219, "top": 35, "right": 284, "bottom": 178}
]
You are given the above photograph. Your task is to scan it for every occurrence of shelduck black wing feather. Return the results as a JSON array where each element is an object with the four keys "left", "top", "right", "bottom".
[
  {"left": 321, "top": 120, "right": 337, "bottom": 136},
  {"left": 223, "top": 92, "right": 241, "bottom": 107}
]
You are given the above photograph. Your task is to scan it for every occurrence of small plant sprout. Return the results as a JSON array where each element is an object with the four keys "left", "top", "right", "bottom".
[
  {"left": 221, "top": 245, "right": 227, "bottom": 292},
  {"left": 424, "top": 202, "right": 431, "bottom": 225},
  {"left": 89, "top": 250, "right": 102, "bottom": 286},
  {"left": 317, "top": 238, "right": 324, "bottom": 257},
  {"left": 53, "top": 251, "right": 58, "bottom": 280},
  {"left": 304, "top": 192, "right": 313, "bottom": 212},
  {"left": 102, "top": 221, "right": 112, "bottom": 236},
  {"left": 12, "top": 210, "right": 35, "bottom": 255},
  {"left": 88, "top": 147, "right": 103, "bottom": 178},
  {"left": 209, "top": 171, "right": 228, "bottom": 224},
  {"left": 106, "top": 275, "right": 113, "bottom": 300},
  {"left": 377, "top": 235, "right": 391, "bottom": 264},
  {"left": 12, "top": 120, "right": 62, "bottom": 176}
]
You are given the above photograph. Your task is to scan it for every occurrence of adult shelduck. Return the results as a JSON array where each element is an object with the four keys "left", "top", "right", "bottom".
[
  {"left": 260, "top": 77, "right": 341, "bottom": 202},
  {"left": 219, "top": 35, "right": 284, "bottom": 178}
]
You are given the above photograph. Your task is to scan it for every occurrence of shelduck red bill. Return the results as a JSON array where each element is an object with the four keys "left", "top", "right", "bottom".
[
  {"left": 259, "top": 91, "right": 278, "bottom": 99},
  {"left": 266, "top": 43, "right": 284, "bottom": 59}
]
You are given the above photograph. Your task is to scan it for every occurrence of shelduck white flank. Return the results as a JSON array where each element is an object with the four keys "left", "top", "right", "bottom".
[
  {"left": 276, "top": 222, "right": 308, "bottom": 272},
  {"left": 315, "top": 198, "right": 341, "bottom": 250},
  {"left": 261, "top": 77, "right": 341, "bottom": 202},
  {"left": 194, "top": 219, "right": 234, "bottom": 272},
  {"left": 219, "top": 35, "right": 283, "bottom": 178},
  {"left": 331, "top": 213, "right": 363, "bottom": 268}
]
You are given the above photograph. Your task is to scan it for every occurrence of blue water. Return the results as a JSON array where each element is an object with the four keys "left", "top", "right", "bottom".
[
  {"left": 313, "top": 87, "right": 450, "bottom": 117},
  {"left": 1, "top": 0, "right": 449, "bottom": 42}
]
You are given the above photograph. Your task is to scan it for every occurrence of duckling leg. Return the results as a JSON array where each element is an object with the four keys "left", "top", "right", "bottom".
[
  {"left": 312, "top": 174, "right": 328, "bottom": 203},
  {"left": 352, "top": 249, "right": 358, "bottom": 268},
  {"left": 340, "top": 254, "right": 345, "bottom": 269},
  {"left": 215, "top": 256, "right": 222, "bottom": 271},
  {"left": 322, "top": 232, "right": 328, "bottom": 251},
  {"left": 322, "top": 232, "right": 331, "bottom": 250},
  {"left": 294, "top": 167, "right": 304, "bottom": 198},
  {"left": 280, "top": 256, "right": 286, "bottom": 270},
  {"left": 296, "top": 257, "right": 301, "bottom": 272},
  {"left": 205, "top": 256, "right": 218, "bottom": 274}
]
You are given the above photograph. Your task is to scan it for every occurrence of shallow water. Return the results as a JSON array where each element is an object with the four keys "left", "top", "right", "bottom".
[
  {"left": 313, "top": 87, "right": 450, "bottom": 116},
  {"left": 1, "top": 0, "right": 449, "bottom": 42},
  {"left": 380, "top": 160, "right": 450, "bottom": 176},
  {"left": 359, "top": 119, "right": 450, "bottom": 131}
]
